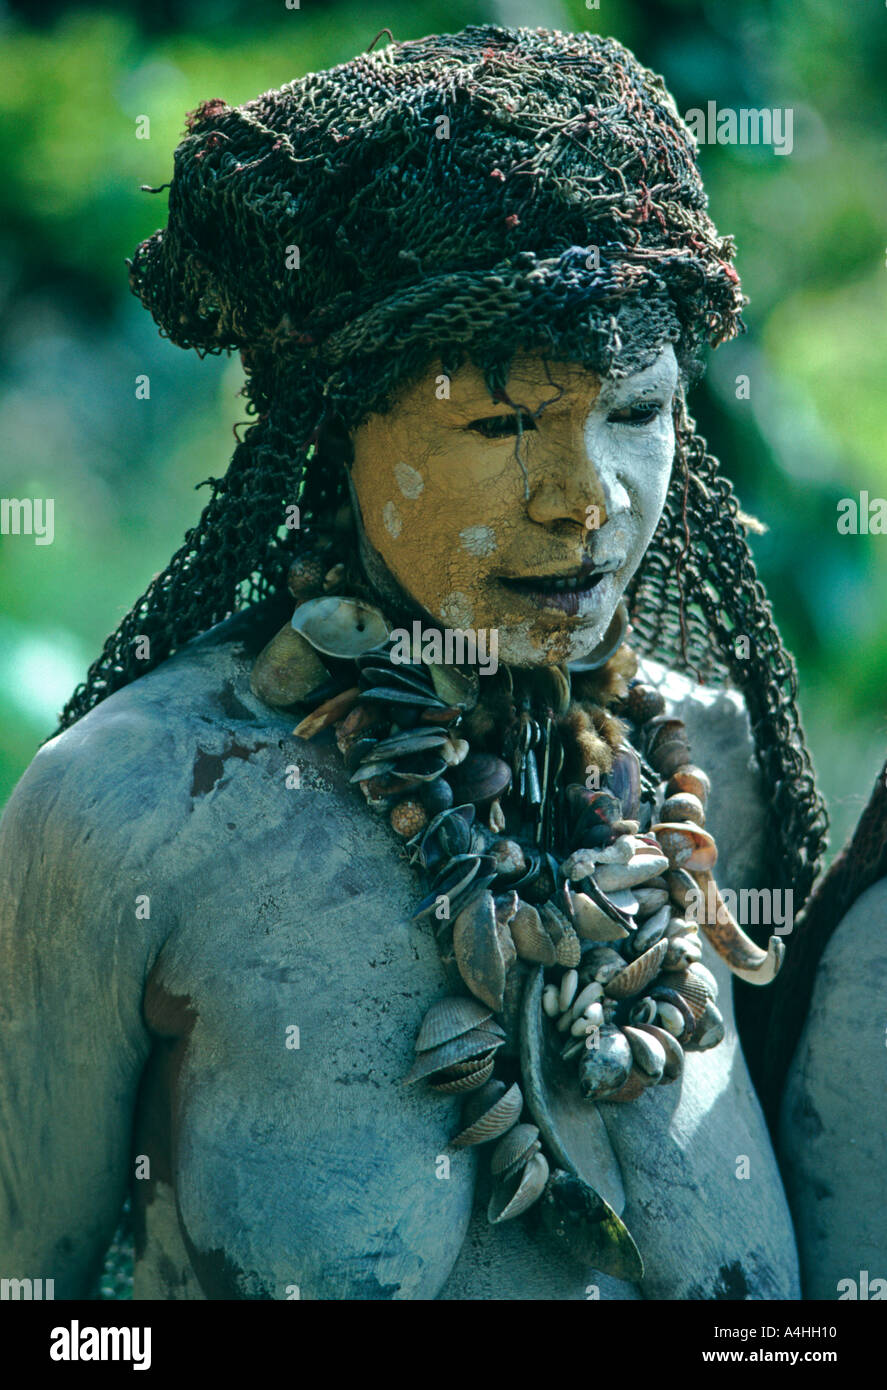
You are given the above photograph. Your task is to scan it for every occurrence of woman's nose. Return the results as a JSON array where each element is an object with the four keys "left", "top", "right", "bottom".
[{"left": 525, "top": 418, "right": 623, "bottom": 530}]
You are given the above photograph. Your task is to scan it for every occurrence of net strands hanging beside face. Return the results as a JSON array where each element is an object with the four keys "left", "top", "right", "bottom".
[{"left": 54, "top": 26, "right": 827, "bottom": 1100}]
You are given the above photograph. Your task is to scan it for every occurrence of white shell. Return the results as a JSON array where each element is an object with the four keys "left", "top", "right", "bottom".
[
  {"left": 292, "top": 595, "right": 389, "bottom": 658},
  {"left": 558, "top": 969, "right": 579, "bottom": 1013}
]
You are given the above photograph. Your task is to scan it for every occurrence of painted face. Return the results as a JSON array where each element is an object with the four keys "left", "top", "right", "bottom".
[{"left": 348, "top": 346, "right": 679, "bottom": 666}]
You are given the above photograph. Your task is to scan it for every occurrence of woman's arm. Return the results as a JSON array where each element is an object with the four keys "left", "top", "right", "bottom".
[{"left": 0, "top": 713, "right": 165, "bottom": 1297}]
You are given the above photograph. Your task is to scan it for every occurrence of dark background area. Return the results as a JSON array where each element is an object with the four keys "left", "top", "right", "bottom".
[{"left": 1, "top": 0, "right": 885, "bottom": 859}]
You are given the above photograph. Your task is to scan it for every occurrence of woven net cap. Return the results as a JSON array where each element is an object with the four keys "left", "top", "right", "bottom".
[{"left": 60, "top": 25, "right": 827, "bottom": 1108}]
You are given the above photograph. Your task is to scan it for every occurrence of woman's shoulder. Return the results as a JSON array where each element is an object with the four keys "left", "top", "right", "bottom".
[{"left": 1, "top": 610, "right": 342, "bottom": 888}]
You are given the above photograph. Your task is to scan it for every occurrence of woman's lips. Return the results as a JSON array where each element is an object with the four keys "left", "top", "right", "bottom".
[{"left": 498, "top": 564, "right": 616, "bottom": 617}]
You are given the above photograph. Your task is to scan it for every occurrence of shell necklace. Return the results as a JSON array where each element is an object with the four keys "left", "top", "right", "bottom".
[{"left": 251, "top": 563, "right": 785, "bottom": 1276}]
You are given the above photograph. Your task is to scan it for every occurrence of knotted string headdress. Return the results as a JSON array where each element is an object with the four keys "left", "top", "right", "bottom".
[{"left": 57, "top": 24, "right": 827, "bottom": 1107}]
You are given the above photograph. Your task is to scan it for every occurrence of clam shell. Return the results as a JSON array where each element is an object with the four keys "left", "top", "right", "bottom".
[
  {"left": 634, "top": 1022, "right": 684, "bottom": 1080},
  {"left": 451, "top": 1080, "right": 523, "bottom": 1148},
  {"left": 663, "top": 965, "right": 717, "bottom": 1017},
  {"left": 430, "top": 1055, "right": 496, "bottom": 1093},
  {"left": 488, "top": 1152, "right": 549, "bottom": 1224},
  {"left": 634, "top": 886, "right": 670, "bottom": 919},
  {"left": 415, "top": 997, "right": 493, "bottom": 1052},
  {"left": 250, "top": 624, "right": 328, "bottom": 706},
  {"left": 566, "top": 885, "right": 630, "bottom": 942},
  {"left": 605, "top": 938, "right": 668, "bottom": 999},
  {"left": 622, "top": 1024, "right": 666, "bottom": 1081},
  {"left": 401, "top": 1027, "right": 505, "bottom": 1084},
  {"left": 510, "top": 900, "right": 557, "bottom": 966},
  {"left": 539, "top": 903, "right": 581, "bottom": 967},
  {"left": 629, "top": 904, "right": 671, "bottom": 956},
  {"left": 579, "top": 946, "right": 628, "bottom": 985},
  {"left": 453, "top": 890, "right": 514, "bottom": 1011},
  {"left": 490, "top": 1122, "right": 541, "bottom": 1180},
  {"left": 594, "top": 850, "right": 669, "bottom": 891},
  {"left": 292, "top": 595, "right": 389, "bottom": 658},
  {"left": 450, "top": 752, "right": 512, "bottom": 806}
]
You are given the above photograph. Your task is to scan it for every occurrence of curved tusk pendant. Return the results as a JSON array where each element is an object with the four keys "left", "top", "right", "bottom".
[{"left": 690, "top": 868, "right": 784, "bottom": 985}]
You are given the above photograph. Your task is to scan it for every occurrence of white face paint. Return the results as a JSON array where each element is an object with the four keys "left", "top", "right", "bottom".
[{"left": 579, "top": 345, "right": 678, "bottom": 598}]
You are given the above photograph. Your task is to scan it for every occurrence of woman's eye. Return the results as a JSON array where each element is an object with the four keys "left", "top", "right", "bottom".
[
  {"left": 606, "top": 402, "right": 662, "bottom": 426},
  {"left": 466, "top": 413, "right": 537, "bottom": 438}
]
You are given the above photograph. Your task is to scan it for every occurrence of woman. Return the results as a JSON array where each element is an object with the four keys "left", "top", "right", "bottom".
[{"left": 0, "top": 25, "right": 857, "bottom": 1300}]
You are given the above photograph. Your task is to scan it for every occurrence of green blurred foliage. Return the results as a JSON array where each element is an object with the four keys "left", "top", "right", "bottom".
[{"left": 1, "top": 0, "right": 885, "bottom": 856}]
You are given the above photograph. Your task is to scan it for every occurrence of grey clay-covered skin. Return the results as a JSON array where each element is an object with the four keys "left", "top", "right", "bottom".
[{"left": 0, "top": 610, "right": 828, "bottom": 1300}]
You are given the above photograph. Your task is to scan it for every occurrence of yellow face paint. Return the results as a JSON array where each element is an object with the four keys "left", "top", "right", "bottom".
[{"left": 349, "top": 348, "right": 678, "bottom": 666}]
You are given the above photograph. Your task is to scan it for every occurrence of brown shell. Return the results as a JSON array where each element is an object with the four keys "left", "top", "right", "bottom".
[
  {"left": 488, "top": 1152, "right": 550, "bottom": 1223},
  {"left": 647, "top": 738, "right": 693, "bottom": 779},
  {"left": 665, "top": 764, "right": 712, "bottom": 804},
  {"left": 510, "top": 900, "right": 557, "bottom": 966},
  {"left": 429, "top": 1056, "right": 496, "bottom": 1093},
  {"left": 490, "top": 1122, "right": 541, "bottom": 1179},
  {"left": 663, "top": 967, "right": 715, "bottom": 1019},
  {"left": 539, "top": 903, "right": 581, "bottom": 968},
  {"left": 604, "top": 938, "right": 669, "bottom": 1000},
  {"left": 250, "top": 623, "right": 328, "bottom": 707},
  {"left": 625, "top": 683, "right": 666, "bottom": 724},
  {"left": 660, "top": 792, "right": 705, "bottom": 827},
  {"left": 453, "top": 890, "right": 515, "bottom": 1011},
  {"left": 652, "top": 823, "right": 718, "bottom": 873},
  {"left": 415, "top": 997, "right": 493, "bottom": 1053},
  {"left": 451, "top": 1081, "right": 523, "bottom": 1148},
  {"left": 401, "top": 1027, "right": 504, "bottom": 1085}
]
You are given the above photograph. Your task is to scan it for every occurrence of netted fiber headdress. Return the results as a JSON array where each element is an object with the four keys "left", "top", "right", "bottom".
[{"left": 58, "top": 25, "right": 827, "bottom": 1102}]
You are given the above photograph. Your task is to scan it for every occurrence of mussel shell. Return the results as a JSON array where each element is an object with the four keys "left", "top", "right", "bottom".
[
  {"left": 389, "top": 753, "right": 449, "bottom": 785},
  {"left": 609, "top": 746, "right": 642, "bottom": 821},
  {"left": 292, "top": 595, "right": 389, "bottom": 658},
  {"left": 429, "top": 663, "right": 480, "bottom": 711},
  {"left": 370, "top": 728, "right": 450, "bottom": 759},
  {"left": 359, "top": 679, "right": 445, "bottom": 708},
  {"left": 538, "top": 1168, "right": 644, "bottom": 1283},
  {"left": 420, "top": 778, "right": 455, "bottom": 815},
  {"left": 359, "top": 663, "right": 436, "bottom": 697}
]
